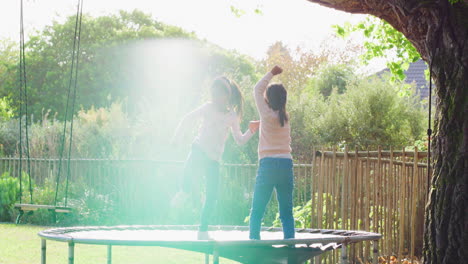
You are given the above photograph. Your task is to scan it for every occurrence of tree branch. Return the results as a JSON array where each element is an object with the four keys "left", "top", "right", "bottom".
[{"left": 306, "top": 0, "right": 372, "bottom": 14}]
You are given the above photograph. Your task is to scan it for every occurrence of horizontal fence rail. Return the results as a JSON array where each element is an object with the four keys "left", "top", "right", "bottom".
[{"left": 0, "top": 147, "right": 430, "bottom": 263}]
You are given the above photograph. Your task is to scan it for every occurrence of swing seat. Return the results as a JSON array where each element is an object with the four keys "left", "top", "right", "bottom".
[
  {"left": 14, "top": 203, "right": 73, "bottom": 224},
  {"left": 14, "top": 203, "right": 73, "bottom": 212}
]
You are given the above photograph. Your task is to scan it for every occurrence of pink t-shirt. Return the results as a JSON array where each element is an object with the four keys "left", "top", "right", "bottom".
[
  {"left": 254, "top": 72, "right": 292, "bottom": 160},
  {"left": 173, "top": 103, "right": 254, "bottom": 161}
]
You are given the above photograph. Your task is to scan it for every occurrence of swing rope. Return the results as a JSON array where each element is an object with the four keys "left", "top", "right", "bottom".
[
  {"left": 65, "top": 0, "right": 84, "bottom": 207},
  {"left": 54, "top": 0, "right": 84, "bottom": 207},
  {"left": 18, "top": 0, "right": 33, "bottom": 204},
  {"left": 16, "top": 0, "right": 83, "bottom": 208}
]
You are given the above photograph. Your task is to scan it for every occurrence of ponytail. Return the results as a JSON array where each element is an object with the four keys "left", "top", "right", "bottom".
[
  {"left": 266, "top": 84, "right": 288, "bottom": 127},
  {"left": 278, "top": 108, "right": 288, "bottom": 127}
]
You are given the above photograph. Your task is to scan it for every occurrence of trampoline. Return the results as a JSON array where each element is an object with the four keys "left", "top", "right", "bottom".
[{"left": 38, "top": 225, "right": 381, "bottom": 264}]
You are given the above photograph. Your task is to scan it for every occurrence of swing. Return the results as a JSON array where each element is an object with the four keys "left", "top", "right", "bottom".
[{"left": 14, "top": 0, "right": 84, "bottom": 224}]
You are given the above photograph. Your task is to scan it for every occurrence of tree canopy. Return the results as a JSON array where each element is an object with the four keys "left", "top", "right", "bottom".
[{"left": 0, "top": 10, "right": 256, "bottom": 120}]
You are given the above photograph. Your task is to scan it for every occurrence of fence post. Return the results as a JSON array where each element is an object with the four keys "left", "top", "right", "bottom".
[
  {"left": 373, "top": 240, "right": 379, "bottom": 264},
  {"left": 317, "top": 148, "right": 324, "bottom": 230},
  {"left": 316, "top": 148, "right": 325, "bottom": 264},
  {"left": 377, "top": 146, "right": 382, "bottom": 246},
  {"left": 330, "top": 153, "right": 334, "bottom": 231},
  {"left": 332, "top": 148, "right": 337, "bottom": 231},
  {"left": 387, "top": 147, "right": 394, "bottom": 256},
  {"left": 341, "top": 145, "right": 348, "bottom": 230},
  {"left": 365, "top": 149, "right": 371, "bottom": 261},
  {"left": 410, "top": 147, "right": 419, "bottom": 260},
  {"left": 310, "top": 148, "right": 317, "bottom": 228},
  {"left": 398, "top": 148, "right": 406, "bottom": 259},
  {"left": 351, "top": 147, "right": 358, "bottom": 261}
]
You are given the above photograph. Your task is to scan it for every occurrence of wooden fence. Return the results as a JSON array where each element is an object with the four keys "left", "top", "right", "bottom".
[
  {"left": 0, "top": 147, "right": 430, "bottom": 263},
  {"left": 307, "top": 147, "right": 430, "bottom": 263}
]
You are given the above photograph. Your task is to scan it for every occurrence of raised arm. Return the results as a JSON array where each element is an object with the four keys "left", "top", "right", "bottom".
[
  {"left": 253, "top": 66, "right": 282, "bottom": 118},
  {"left": 230, "top": 116, "right": 254, "bottom": 146}
]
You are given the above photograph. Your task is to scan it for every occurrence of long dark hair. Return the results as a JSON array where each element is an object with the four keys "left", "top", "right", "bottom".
[
  {"left": 211, "top": 77, "right": 244, "bottom": 117},
  {"left": 266, "top": 84, "right": 288, "bottom": 126}
]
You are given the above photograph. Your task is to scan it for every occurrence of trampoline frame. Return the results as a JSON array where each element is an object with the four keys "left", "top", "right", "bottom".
[{"left": 38, "top": 225, "right": 382, "bottom": 264}]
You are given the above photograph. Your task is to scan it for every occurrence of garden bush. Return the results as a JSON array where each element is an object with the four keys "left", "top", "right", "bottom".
[{"left": 0, "top": 172, "right": 18, "bottom": 221}]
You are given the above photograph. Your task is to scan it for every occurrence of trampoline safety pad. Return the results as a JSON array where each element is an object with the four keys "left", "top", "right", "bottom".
[{"left": 38, "top": 225, "right": 381, "bottom": 264}]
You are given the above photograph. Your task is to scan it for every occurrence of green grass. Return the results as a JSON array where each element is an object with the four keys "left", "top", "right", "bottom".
[{"left": 0, "top": 223, "right": 240, "bottom": 264}]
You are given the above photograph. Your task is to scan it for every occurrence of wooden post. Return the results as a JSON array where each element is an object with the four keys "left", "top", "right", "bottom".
[
  {"left": 318, "top": 148, "right": 324, "bottom": 229},
  {"left": 41, "top": 239, "right": 46, "bottom": 264},
  {"left": 388, "top": 147, "right": 394, "bottom": 256},
  {"left": 332, "top": 149, "right": 338, "bottom": 230},
  {"left": 352, "top": 147, "right": 359, "bottom": 231},
  {"left": 382, "top": 152, "right": 387, "bottom": 256},
  {"left": 326, "top": 154, "right": 331, "bottom": 229},
  {"left": 310, "top": 148, "right": 317, "bottom": 228},
  {"left": 358, "top": 151, "right": 364, "bottom": 260},
  {"left": 398, "top": 148, "right": 406, "bottom": 259},
  {"left": 377, "top": 146, "right": 382, "bottom": 237},
  {"left": 394, "top": 156, "right": 399, "bottom": 255},
  {"left": 316, "top": 149, "right": 325, "bottom": 264},
  {"left": 410, "top": 147, "right": 419, "bottom": 260},
  {"left": 12, "top": 156, "right": 16, "bottom": 183},
  {"left": 350, "top": 147, "right": 358, "bottom": 261},
  {"left": 8, "top": 156, "right": 12, "bottom": 177},
  {"left": 365, "top": 149, "right": 371, "bottom": 261},
  {"left": 341, "top": 145, "right": 348, "bottom": 230},
  {"left": 373, "top": 240, "right": 379, "bottom": 264}
]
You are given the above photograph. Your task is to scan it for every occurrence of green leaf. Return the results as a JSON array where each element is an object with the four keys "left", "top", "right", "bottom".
[
  {"left": 230, "top": 5, "right": 246, "bottom": 18},
  {"left": 335, "top": 16, "right": 421, "bottom": 80}
]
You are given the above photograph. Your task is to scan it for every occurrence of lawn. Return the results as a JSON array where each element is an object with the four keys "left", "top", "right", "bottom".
[{"left": 0, "top": 223, "right": 240, "bottom": 264}]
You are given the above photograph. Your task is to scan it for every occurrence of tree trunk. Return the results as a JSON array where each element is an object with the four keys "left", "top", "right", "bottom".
[
  {"left": 424, "top": 15, "right": 468, "bottom": 264},
  {"left": 306, "top": 1, "right": 468, "bottom": 263}
]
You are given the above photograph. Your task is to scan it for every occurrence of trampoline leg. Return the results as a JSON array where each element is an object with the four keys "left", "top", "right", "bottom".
[
  {"left": 41, "top": 239, "right": 46, "bottom": 264},
  {"left": 373, "top": 240, "right": 379, "bottom": 264},
  {"left": 213, "top": 245, "right": 219, "bottom": 264},
  {"left": 68, "top": 242, "right": 75, "bottom": 264},
  {"left": 205, "top": 253, "right": 209, "bottom": 264},
  {"left": 341, "top": 244, "right": 348, "bottom": 264},
  {"left": 107, "top": 245, "right": 112, "bottom": 264}
]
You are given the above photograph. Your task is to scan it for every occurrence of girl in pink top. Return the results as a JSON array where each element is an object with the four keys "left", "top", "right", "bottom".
[
  {"left": 172, "top": 77, "right": 259, "bottom": 239},
  {"left": 249, "top": 66, "right": 295, "bottom": 240}
]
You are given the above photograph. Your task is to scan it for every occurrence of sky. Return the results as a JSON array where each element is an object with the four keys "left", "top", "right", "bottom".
[{"left": 1, "top": 0, "right": 372, "bottom": 60}]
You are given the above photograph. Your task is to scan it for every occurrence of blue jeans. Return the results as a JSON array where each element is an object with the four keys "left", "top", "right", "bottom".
[
  {"left": 183, "top": 144, "right": 219, "bottom": 232},
  {"left": 249, "top": 157, "right": 295, "bottom": 239}
]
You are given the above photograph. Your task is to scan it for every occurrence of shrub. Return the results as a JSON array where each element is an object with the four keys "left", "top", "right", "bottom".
[
  {"left": 311, "top": 64, "right": 354, "bottom": 97},
  {"left": 0, "top": 96, "right": 14, "bottom": 121},
  {"left": 0, "top": 172, "right": 18, "bottom": 221},
  {"left": 312, "top": 74, "right": 425, "bottom": 149}
]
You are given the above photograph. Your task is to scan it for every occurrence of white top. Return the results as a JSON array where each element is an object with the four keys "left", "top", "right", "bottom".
[
  {"left": 254, "top": 72, "right": 292, "bottom": 160},
  {"left": 173, "top": 103, "right": 254, "bottom": 161}
]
